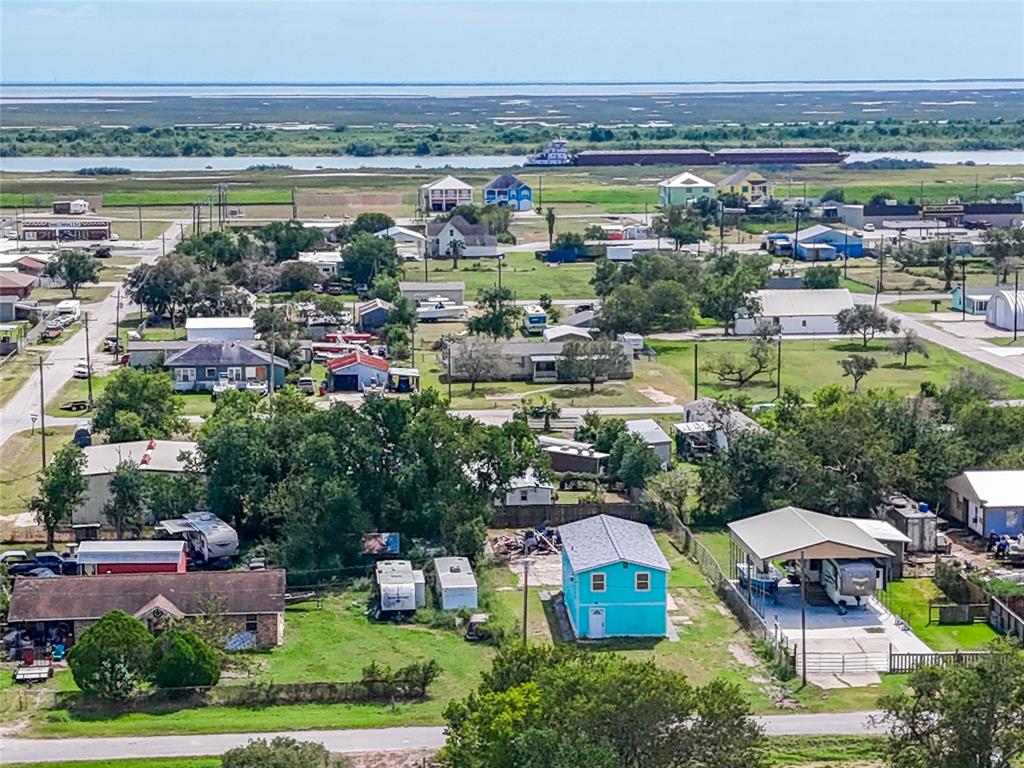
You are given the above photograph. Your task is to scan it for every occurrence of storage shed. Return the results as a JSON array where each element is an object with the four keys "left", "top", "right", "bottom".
[
  {"left": 985, "top": 290, "right": 1024, "bottom": 332},
  {"left": 433, "top": 557, "right": 479, "bottom": 611},
  {"left": 625, "top": 418, "right": 671, "bottom": 468},
  {"left": 76, "top": 540, "right": 187, "bottom": 575}
]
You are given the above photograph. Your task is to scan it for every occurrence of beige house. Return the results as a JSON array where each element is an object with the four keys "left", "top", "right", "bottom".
[{"left": 419, "top": 175, "right": 473, "bottom": 213}]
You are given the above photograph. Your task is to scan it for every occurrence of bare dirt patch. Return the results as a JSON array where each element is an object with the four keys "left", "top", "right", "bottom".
[
  {"left": 729, "top": 642, "right": 761, "bottom": 668},
  {"left": 639, "top": 386, "right": 677, "bottom": 405},
  {"left": 348, "top": 749, "right": 438, "bottom": 768}
]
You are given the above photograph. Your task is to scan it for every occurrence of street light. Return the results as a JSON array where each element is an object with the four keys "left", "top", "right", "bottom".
[{"left": 497, "top": 253, "right": 505, "bottom": 291}]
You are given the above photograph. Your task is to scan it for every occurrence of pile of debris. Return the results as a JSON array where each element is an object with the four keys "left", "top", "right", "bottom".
[{"left": 493, "top": 523, "right": 561, "bottom": 558}]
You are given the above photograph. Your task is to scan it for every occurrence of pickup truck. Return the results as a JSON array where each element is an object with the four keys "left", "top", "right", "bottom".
[{"left": 8, "top": 552, "right": 77, "bottom": 577}]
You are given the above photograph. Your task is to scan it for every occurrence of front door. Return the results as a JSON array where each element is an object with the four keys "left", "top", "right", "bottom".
[{"left": 589, "top": 608, "right": 605, "bottom": 639}]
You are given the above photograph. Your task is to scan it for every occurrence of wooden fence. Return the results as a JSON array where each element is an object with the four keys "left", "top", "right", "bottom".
[
  {"left": 928, "top": 602, "right": 990, "bottom": 625},
  {"left": 888, "top": 650, "right": 993, "bottom": 674},
  {"left": 990, "top": 596, "right": 1024, "bottom": 642},
  {"left": 490, "top": 502, "right": 647, "bottom": 529}
]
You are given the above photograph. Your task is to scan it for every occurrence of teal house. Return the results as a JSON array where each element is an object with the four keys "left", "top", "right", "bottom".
[
  {"left": 560, "top": 515, "right": 670, "bottom": 639},
  {"left": 950, "top": 285, "right": 993, "bottom": 316}
]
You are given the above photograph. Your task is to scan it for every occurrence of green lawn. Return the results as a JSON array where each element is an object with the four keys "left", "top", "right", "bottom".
[
  {"left": 889, "top": 299, "right": 951, "bottom": 314},
  {"left": 651, "top": 338, "right": 1024, "bottom": 403},
  {"left": 882, "top": 578, "right": 1000, "bottom": 652},
  {"left": 839, "top": 277, "right": 877, "bottom": 295},
  {"left": 0, "top": 427, "right": 75, "bottom": 517},
  {"left": 142, "top": 325, "right": 187, "bottom": 341},
  {"left": 407, "top": 251, "right": 597, "bottom": 301},
  {"left": 103, "top": 189, "right": 294, "bottom": 207},
  {"left": 45, "top": 374, "right": 112, "bottom": 417},
  {"left": 2, "top": 736, "right": 891, "bottom": 768},
  {"left": 31, "top": 286, "right": 114, "bottom": 305},
  {"left": 0, "top": 358, "right": 37, "bottom": 408}
]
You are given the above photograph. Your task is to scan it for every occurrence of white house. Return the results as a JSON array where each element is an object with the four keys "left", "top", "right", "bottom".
[
  {"left": 296, "top": 249, "right": 345, "bottom": 278},
  {"left": 73, "top": 440, "right": 199, "bottom": 527},
  {"left": 734, "top": 288, "right": 854, "bottom": 335},
  {"left": 986, "top": 289, "right": 1024, "bottom": 331},
  {"left": 503, "top": 467, "right": 554, "bottom": 506},
  {"left": 374, "top": 226, "right": 426, "bottom": 260},
  {"left": 946, "top": 470, "right": 1024, "bottom": 538},
  {"left": 185, "top": 317, "right": 255, "bottom": 342},
  {"left": 420, "top": 176, "right": 473, "bottom": 213},
  {"left": 625, "top": 419, "right": 672, "bottom": 468},
  {"left": 433, "top": 557, "right": 478, "bottom": 611},
  {"left": 424, "top": 216, "right": 498, "bottom": 258}
]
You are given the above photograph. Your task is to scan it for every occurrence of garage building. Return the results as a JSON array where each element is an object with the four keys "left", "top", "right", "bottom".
[{"left": 734, "top": 288, "right": 854, "bottom": 335}]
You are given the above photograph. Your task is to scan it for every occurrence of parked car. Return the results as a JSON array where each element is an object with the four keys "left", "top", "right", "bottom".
[
  {"left": 92, "top": 247, "right": 112, "bottom": 259},
  {"left": 73, "top": 421, "right": 93, "bottom": 448},
  {"left": 102, "top": 336, "right": 121, "bottom": 353},
  {"left": 296, "top": 376, "right": 316, "bottom": 395},
  {"left": 72, "top": 361, "right": 91, "bottom": 379},
  {"left": 0, "top": 550, "right": 29, "bottom": 566},
  {"left": 863, "top": 223, "right": 876, "bottom": 231},
  {"left": 354, "top": 282, "right": 369, "bottom": 299},
  {"left": 9, "top": 552, "right": 76, "bottom": 577}
]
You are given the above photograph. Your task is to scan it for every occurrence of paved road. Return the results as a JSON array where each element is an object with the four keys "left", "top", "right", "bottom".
[
  {"left": 0, "top": 712, "right": 885, "bottom": 762},
  {"left": 860, "top": 294, "right": 1024, "bottom": 380},
  {"left": 451, "top": 404, "right": 686, "bottom": 426},
  {"left": 0, "top": 224, "right": 185, "bottom": 448}
]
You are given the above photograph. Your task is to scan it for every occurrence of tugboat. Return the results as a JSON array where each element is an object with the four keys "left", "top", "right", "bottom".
[{"left": 524, "top": 137, "right": 572, "bottom": 167}]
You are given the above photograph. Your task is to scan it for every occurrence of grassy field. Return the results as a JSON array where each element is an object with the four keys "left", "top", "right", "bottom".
[
  {"left": 30, "top": 286, "right": 114, "bottom": 305},
  {"left": 6, "top": 762, "right": 219, "bottom": 768},
  {"left": 0, "top": 427, "right": 75, "bottom": 518},
  {"left": 650, "top": 337, "right": 1024, "bottom": 403},
  {"left": 881, "top": 578, "right": 1000, "bottom": 652},
  {"left": 405, "top": 251, "right": 598, "bottom": 301},
  {"left": 45, "top": 373, "right": 213, "bottom": 419},
  {"left": 0, "top": 358, "right": 38, "bottom": 408}
]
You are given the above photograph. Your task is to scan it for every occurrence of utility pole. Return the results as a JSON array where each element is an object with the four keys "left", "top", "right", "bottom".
[
  {"left": 793, "top": 205, "right": 802, "bottom": 260},
  {"left": 161, "top": 232, "right": 166, "bottom": 258},
  {"left": 114, "top": 288, "right": 122, "bottom": 361},
  {"left": 693, "top": 344, "right": 699, "bottom": 399},
  {"left": 268, "top": 339, "right": 275, "bottom": 416},
  {"left": 537, "top": 176, "right": 543, "bottom": 211},
  {"left": 83, "top": 311, "right": 94, "bottom": 408},
  {"left": 38, "top": 356, "right": 47, "bottom": 468},
  {"left": 446, "top": 342, "right": 452, "bottom": 402},
  {"left": 800, "top": 551, "right": 807, "bottom": 688},
  {"left": 776, "top": 335, "right": 782, "bottom": 400},
  {"left": 961, "top": 257, "right": 967, "bottom": 321},
  {"left": 1015, "top": 268, "right": 1020, "bottom": 343},
  {"left": 522, "top": 558, "right": 531, "bottom": 646},
  {"left": 137, "top": 206, "right": 143, "bottom": 240}
]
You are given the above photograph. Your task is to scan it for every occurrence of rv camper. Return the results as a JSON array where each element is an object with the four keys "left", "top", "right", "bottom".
[
  {"left": 155, "top": 511, "right": 239, "bottom": 565},
  {"left": 373, "top": 560, "right": 426, "bottom": 619},
  {"left": 820, "top": 558, "right": 883, "bottom": 609}
]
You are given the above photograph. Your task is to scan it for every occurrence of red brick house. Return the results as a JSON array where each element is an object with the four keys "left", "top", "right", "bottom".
[{"left": 7, "top": 570, "right": 286, "bottom": 649}]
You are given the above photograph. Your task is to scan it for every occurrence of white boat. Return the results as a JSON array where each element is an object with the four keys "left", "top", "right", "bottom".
[
  {"left": 416, "top": 296, "right": 469, "bottom": 321},
  {"left": 525, "top": 137, "right": 572, "bottom": 167}
]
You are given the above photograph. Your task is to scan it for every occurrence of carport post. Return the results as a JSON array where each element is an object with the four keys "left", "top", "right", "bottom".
[{"left": 800, "top": 550, "right": 807, "bottom": 687}]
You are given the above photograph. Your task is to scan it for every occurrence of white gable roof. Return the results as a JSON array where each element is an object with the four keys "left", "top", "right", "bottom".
[
  {"left": 753, "top": 288, "right": 854, "bottom": 317},
  {"left": 421, "top": 175, "right": 472, "bottom": 191},
  {"left": 957, "top": 470, "right": 1024, "bottom": 508},
  {"left": 659, "top": 171, "right": 714, "bottom": 189}
]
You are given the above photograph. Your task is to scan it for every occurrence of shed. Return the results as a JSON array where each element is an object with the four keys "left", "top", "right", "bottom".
[
  {"left": 433, "top": 557, "right": 479, "bottom": 610},
  {"left": 625, "top": 418, "right": 671, "bottom": 467},
  {"left": 560, "top": 515, "right": 670, "bottom": 639},
  {"left": 76, "top": 540, "right": 187, "bottom": 575},
  {"left": 355, "top": 299, "right": 393, "bottom": 332},
  {"left": 985, "top": 290, "right": 1024, "bottom": 332},
  {"left": 543, "top": 324, "right": 592, "bottom": 343},
  {"left": 399, "top": 281, "right": 465, "bottom": 305},
  {"left": 850, "top": 519, "right": 911, "bottom": 581},
  {"left": 882, "top": 495, "right": 938, "bottom": 553}
]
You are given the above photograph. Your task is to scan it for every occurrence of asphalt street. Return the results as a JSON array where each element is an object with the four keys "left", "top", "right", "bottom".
[{"left": 0, "top": 711, "right": 886, "bottom": 762}]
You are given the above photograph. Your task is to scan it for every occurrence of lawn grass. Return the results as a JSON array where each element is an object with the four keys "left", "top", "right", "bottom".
[
  {"left": 889, "top": 299, "right": 952, "bottom": 314},
  {"left": 103, "top": 189, "right": 294, "bottom": 207},
  {"left": 882, "top": 578, "right": 1000, "bottom": 652},
  {"left": 0, "top": 736, "right": 891, "bottom": 768},
  {"left": 45, "top": 374, "right": 111, "bottom": 417},
  {"left": 30, "top": 286, "right": 114, "bottom": 305},
  {"left": 0, "top": 358, "right": 37, "bottom": 408},
  {"left": 839, "top": 277, "right": 876, "bottom": 295},
  {"left": 765, "top": 735, "right": 887, "bottom": 767},
  {"left": 406, "top": 251, "right": 597, "bottom": 301},
  {"left": 651, "top": 337, "right": 1024, "bottom": 403},
  {"left": 0, "top": 426, "right": 75, "bottom": 517},
  {"left": 142, "top": 325, "right": 187, "bottom": 341}
]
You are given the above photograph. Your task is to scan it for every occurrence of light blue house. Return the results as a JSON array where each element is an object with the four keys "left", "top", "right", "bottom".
[
  {"left": 950, "top": 285, "right": 993, "bottom": 316},
  {"left": 483, "top": 175, "right": 533, "bottom": 211},
  {"left": 560, "top": 515, "right": 670, "bottom": 640}
]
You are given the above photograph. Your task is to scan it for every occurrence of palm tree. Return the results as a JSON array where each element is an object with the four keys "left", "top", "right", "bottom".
[
  {"left": 447, "top": 238, "right": 464, "bottom": 270},
  {"left": 545, "top": 207, "right": 556, "bottom": 249}
]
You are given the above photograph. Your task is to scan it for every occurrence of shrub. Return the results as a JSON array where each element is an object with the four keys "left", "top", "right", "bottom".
[
  {"left": 67, "top": 611, "right": 154, "bottom": 699},
  {"left": 150, "top": 628, "right": 221, "bottom": 689},
  {"left": 221, "top": 737, "right": 348, "bottom": 768}
]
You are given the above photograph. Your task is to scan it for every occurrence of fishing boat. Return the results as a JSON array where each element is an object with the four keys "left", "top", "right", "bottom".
[
  {"left": 524, "top": 137, "right": 572, "bottom": 167},
  {"left": 415, "top": 296, "right": 469, "bottom": 321}
]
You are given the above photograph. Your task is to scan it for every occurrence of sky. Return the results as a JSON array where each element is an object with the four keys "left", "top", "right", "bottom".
[{"left": 1, "top": 0, "right": 1022, "bottom": 84}]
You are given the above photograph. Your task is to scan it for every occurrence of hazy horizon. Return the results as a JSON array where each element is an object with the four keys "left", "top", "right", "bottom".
[{"left": 2, "top": 1, "right": 1022, "bottom": 84}]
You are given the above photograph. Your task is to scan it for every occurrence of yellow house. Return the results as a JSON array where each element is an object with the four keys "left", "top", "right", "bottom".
[{"left": 718, "top": 169, "right": 770, "bottom": 201}]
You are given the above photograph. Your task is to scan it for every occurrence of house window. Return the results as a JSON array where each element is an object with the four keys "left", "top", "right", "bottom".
[
  {"left": 591, "top": 573, "right": 606, "bottom": 593},
  {"left": 635, "top": 572, "right": 651, "bottom": 592},
  {"left": 520, "top": 490, "right": 529, "bottom": 502},
  {"left": 245, "top": 614, "right": 258, "bottom": 633},
  {"left": 205, "top": 367, "right": 217, "bottom": 378},
  {"left": 174, "top": 368, "right": 195, "bottom": 383},
  {"left": 801, "top": 320, "right": 807, "bottom": 327}
]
